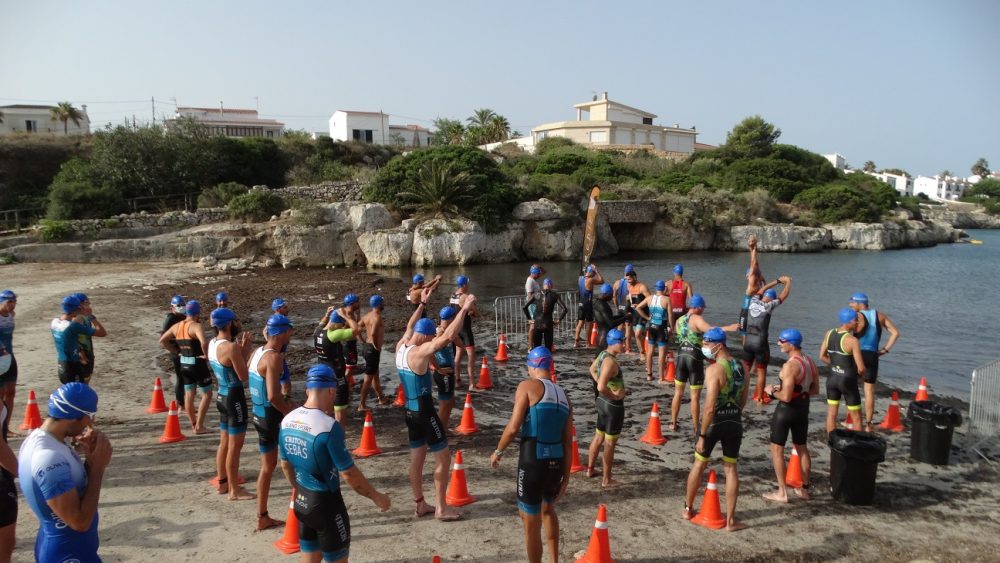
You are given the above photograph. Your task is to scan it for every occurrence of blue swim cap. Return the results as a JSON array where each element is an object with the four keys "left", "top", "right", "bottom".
[
  {"left": 271, "top": 298, "right": 287, "bottom": 311},
  {"left": 526, "top": 346, "right": 552, "bottom": 370},
  {"left": 412, "top": 274, "right": 425, "bottom": 285},
  {"left": 673, "top": 264, "right": 684, "bottom": 276},
  {"left": 266, "top": 314, "right": 293, "bottom": 337},
  {"left": 690, "top": 294, "right": 706, "bottom": 309},
  {"left": 703, "top": 327, "right": 726, "bottom": 343},
  {"left": 215, "top": 291, "right": 229, "bottom": 303},
  {"left": 439, "top": 306, "right": 456, "bottom": 321},
  {"left": 586, "top": 265, "right": 595, "bottom": 274},
  {"left": 598, "top": 283, "right": 613, "bottom": 296},
  {"left": 185, "top": 300, "right": 201, "bottom": 316},
  {"left": 48, "top": 382, "right": 98, "bottom": 420},
  {"left": 778, "top": 328, "right": 803, "bottom": 348},
  {"left": 328, "top": 309, "right": 345, "bottom": 324},
  {"left": 456, "top": 275, "right": 469, "bottom": 287},
  {"left": 542, "top": 278, "right": 553, "bottom": 288},
  {"left": 306, "top": 364, "right": 337, "bottom": 389},
  {"left": 170, "top": 295, "right": 185, "bottom": 307},
  {"left": 839, "top": 307, "right": 857, "bottom": 325},
  {"left": 607, "top": 328, "right": 625, "bottom": 345},
  {"left": 655, "top": 280, "right": 666, "bottom": 292},
  {"left": 72, "top": 293, "right": 89, "bottom": 304},
  {"left": 210, "top": 307, "right": 237, "bottom": 328},
  {"left": 850, "top": 293, "right": 869, "bottom": 305},
  {"left": 414, "top": 318, "right": 437, "bottom": 336},
  {"left": 624, "top": 264, "right": 635, "bottom": 274},
  {"left": 344, "top": 293, "right": 358, "bottom": 306},
  {"left": 530, "top": 266, "right": 541, "bottom": 275},
  {"left": 764, "top": 289, "right": 778, "bottom": 300},
  {"left": 61, "top": 295, "right": 81, "bottom": 314},
  {"left": 369, "top": 295, "right": 384, "bottom": 308},
  {"left": 0, "top": 290, "right": 15, "bottom": 303}
]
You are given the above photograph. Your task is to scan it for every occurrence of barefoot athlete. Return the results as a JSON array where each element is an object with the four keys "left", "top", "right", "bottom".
[
  {"left": 587, "top": 328, "right": 626, "bottom": 488},
  {"left": 71, "top": 293, "right": 107, "bottom": 385},
  {"left": 740, "top": 236, "right": 766, "bottom": 343},
  {"left": 357, "top": 295, "right": 389, "bottom": 412},
  {"left": 313, "top": 307, "right": 358, "bottom": 427},
  {"left": 522, "top": 278, "right": 568, "bottom": 352},
  {"left": 279, "top": 364, "right": 391, "bottom": 563},
  {"left": 160, "top": 295, "right": 188, "bottom": 412},
  {"left": 490, "top": 346, "right": 572, "bottom": 563},
  {"left": 159, "top": 300, "right": 214, "bottom": 434},
  {"left": 249, "top": 314, "right": 297, "bottom": 531},
  {"left": 407, "top": 273, "right": 443, "bottom": 317},
  {"left": 270, "top": 298, "right": 294, "bottom": 398},
  {"left": 613, "top": 264, "right": 650, "bottom": 354},
  {"left": 208, "top": 307, "right": 255, "bottom": 500},
  {"left": 591, "top": 283, "right": 630, "bottom": 354},
  {"left": 396, "top": 287, "right": 475, "bottom": 521},
  {"left": 635, "top": 280, "right": 675, "bottom": 381},
  {"left": 848, "top": 293, "right": 900, "bottom": 432},
  {"left": 525, "top": 264, "right": 544, "bottom": 348},
  {"left": 449, "top": 276, "right": 479, "bottom": 390},
  {"left": 573, "top": 264, "right": 603, "bottom": 348},
  {"left": 51, "top": 295, "right": 105, "bottom": 385},
  {"left": 820, "top": 308, "right": 866, "bottom": 433},
  {"left": 336, "top": 293, "right": 362, "bottom": 394},
  {"left": 0, "top": 290, "right": 17, "bottom": 440},
  {"left": 763, "top": 328, "right": 818, "bottom": 503},
  {"left": 684, "top": 327, "right": 748, "bottom": 532},
  {"left": 742, "top": 275, "right": 792, "bottom": 404},
  {"left": 433, "top": 306, "right": 463, "bottom": 429},
  {"left": 669, "top": 264, "right": 693, "bottom": 322}
]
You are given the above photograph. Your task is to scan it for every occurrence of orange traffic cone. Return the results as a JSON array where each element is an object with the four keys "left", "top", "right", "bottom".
[
  {"left": 570, "top": 426, "right": 586, "bottom": 473},
  {"left": 18, "top": 389, "right": 42, "bottom": 431},
  {"left": 691, "top": 469, "right": 726, "bottom": 530},
  {"left": 663, "top": 352, "right": 676, "bottom": 383},
  {"left": 589, "top": 323, "right": 598, "bottom": 347},
  {"left": 495, "top": 333, "right": 509, "bottom": 362},
  {"left": 879, "top": 391, "right": 904, "bottom": 432},
  {"left": 274, "top": 491, "right": 300, "bottom": 555},
  {"left": 639, "top": 402, "right": 667, "bottom": 445},
  {"left": 393, "top": 383, "right": 406, "bottom": 407},
  {"left": 455, "top": 393, "right": 480, "bottom": 435},
  {"left": 785, "top": 447, "right": 804, "bottom": 489},
  {"left": 347, "top": 365, "right": 356, "bottom": 388},
  {"left": 575, "top": 504, "right": 615, "bottom": 563},
  {"left": 145, "top": 377, "right": 169, "bottom": 414},
  {"left": 842, "top": 410, "right": 854, "bottom": 428},
  {"left": 445, "top": 450, "right": 476, "bottom": 506},
  {"left": 915, "top": 377, "right": 930, "bottom": 402},
  {"left": 476, "top": 358, "right": 493, "bottom": 390},
  {"left": 158, "top": 400, "right": 186, "bottom": 443},
  {"left": 432, "top": 557, "right": 442, "bottom": 563},
  {"left": 353, "top": 411, "right": 383, "bottom": 457}
]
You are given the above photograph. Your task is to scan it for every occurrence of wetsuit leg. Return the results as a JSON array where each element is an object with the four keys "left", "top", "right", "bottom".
[
  {"left": 596, "top": 398, "right": 624, "bottom": 441},
  {"left": 363, "top": 344, "right": 380, "bottom": 377}
]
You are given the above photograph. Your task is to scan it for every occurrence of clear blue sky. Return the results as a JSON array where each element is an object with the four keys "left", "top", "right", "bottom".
[{"left": 3, "top": 0, "right": 996, "bottom": 177}]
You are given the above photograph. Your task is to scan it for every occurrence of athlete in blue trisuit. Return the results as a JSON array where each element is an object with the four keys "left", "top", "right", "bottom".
[
  {"left": 249, "top": 314, "right": 297, "bottom": 531},
  {"left": 279, "top": 364, "right": 390, "bottom": 563},
  {"left": 271, "top": 298, "right": 294, "bottom": 398},
  {"left": 208, "top": 307, "right": 256, "bottom": 500},
  {"left": 635, "top": 280, "right": 677, "bottom": 381},
  {"left": 71, "top": 293, "right": 107, "bottom": 385},
  {"left": 397, "top": 286, "right": 476, "bottom": 521},
  {"left": 18, "top": 383, "right": 112, "bottom": 563},
  {"left": 158, "top": 300, "right": 214, "bottom": 434},
  {"left": 0, "top": 290, "right": 18, "bottom": 441},
  {"left": 432, "top": 306, "right": 464, "bottom": 429},
  {"left": 51, "top": 295, "right": 106, "bottom": 385},
  {"left": 490, "top": 346, "right": 572, "bottom": 563},
  {"left": 848, "top": 293, "right": 900, "bottom": 432}
]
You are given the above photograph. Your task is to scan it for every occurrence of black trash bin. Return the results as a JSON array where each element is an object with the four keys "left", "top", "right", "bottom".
[
  {"left": 908, "top": 400, "right": 962, "bottom": 465},
  {"left": 828, "top": 430, "right": 886, "bottom": 505}
]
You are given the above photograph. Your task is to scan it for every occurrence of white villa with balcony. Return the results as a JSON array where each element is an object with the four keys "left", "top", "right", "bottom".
[{"left": 166, "top": 106, "right": 284, "bottom": 138}]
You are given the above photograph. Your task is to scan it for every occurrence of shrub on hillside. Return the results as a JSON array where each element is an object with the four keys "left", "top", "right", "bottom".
[
  {"left": 0, "top": 135, "right": 86, "bottom": 210},
  {"left": 716, "top": 157, "right": 813, "bottom": 202},
  {"left": 46, "top": 168, "right": 126, "bottom": 220},
  {"left": 198, "top": 182, "right": 249, "bottom": 209},
  {"left": 37, "top": 219, "right": 74, "bottom": 242},
  {"left": 793, "top": 180, "right": 886, "bottom": 223},
  {"left": 227, "top": 189, "right": 286, "bottom": 222},
  {"left": 533, "top": 136, "right": 576, "bottom": 156},
  {"left": 287, "top": 154, "right": 353, "bottom": 185}
]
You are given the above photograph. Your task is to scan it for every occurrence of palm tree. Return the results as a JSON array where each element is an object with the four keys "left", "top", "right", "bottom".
[
  {"left": 398, "top": 162, "right": 476, "bottom": 220},
  {"left": 971, "top": 158, "right": 990, "bottom": 178},
  {"left": 466, "top": 108, "right": 497, "bottom": 129},
  {"left": 863, "top": 160, "right": 876, "bottom": 173},
  {"left": 939, "top": 169, "right": 953, "bottom": 179},
  {"left": 49, "top": 102, "right": 84, "bottom": 134},
  {"left": 486, "top": 115, "right": 511, "bottom": 143},
  {"left": 432, "top": 118, "right": 465, "bottom": 145}
]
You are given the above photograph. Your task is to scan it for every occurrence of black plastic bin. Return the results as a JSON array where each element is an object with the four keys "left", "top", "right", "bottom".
[
  {"left": 828, "top": 430, "right": 886, "bottom": 505},
  {"left": 907, "top": 400, "right": 962, "bottom": 465}
]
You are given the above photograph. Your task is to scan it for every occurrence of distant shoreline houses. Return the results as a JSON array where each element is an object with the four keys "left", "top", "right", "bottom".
[
  {"left": 822, "top": 152, "right": 990, "bottom": 202},
  {"left": 0, "top": 104, "right": 91, "bottom": 136}
]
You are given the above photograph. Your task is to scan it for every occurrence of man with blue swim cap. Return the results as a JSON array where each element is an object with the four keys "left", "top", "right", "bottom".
[
  {"left": 70, "top": 294, "right": 106, "bottom": 385},
  {"left": 590, "top": 281, "right": 630, "bottom": 354},
  {"left": 335, "top": 293, "right": 363, "bottom": 390},
  {"left": 357, "top": 295, "right": 390, "bottom": 412},
  {"left": 820, "top": 307, "right": 867, "bottom": 433},
  {"left": 268, "top": 298, "right": 294, "bottom": 398},
  {"left": 397, "top": 286, "right": 477, "bottom": 521},
  {"left": 450, "top": 275, "right": 479, "bottom": 391},
  {"left": 159, "top": 300, "right": 214, "bottom": 435},
  {"left": 278, "top": 364, "right": 390, "bottom": 562},
  {"left": 490, "top": 345, "right": 572, "bottom": 563},
  {"left": 432, "top": 306, "right": 465, "bottom": 428},
  {"left": 19, "top": 382, "right": 112, "bottom": 563},
  {"left": 215, "top": 291, "right": 230, "bottom": 309},
  {"left": 848, "top": 292, "right": 900, "bottom": 432},
  {"left": 635, "top": 279, "right": 674, "bottom": 381},
  {"left": 525, "top": 264, "right": 545, "bottom": 347},
  {"left": 588, "top": 328, "right": 627, "bottom": 487},
  {"left": 522, "top": 278, "right": 568, "bottom": 352},
  {"left": 160, "top": 295, "right": 189, "bottom": 409},
  {"left": 408, "top": 273, "right": 443, "bottom": 317},
  {"left": 51, "top": 295, "right": 105, "bottom": 385},
  {"left": 612, "top": 264, "right": 651, "bottom": 355},
  {"left": 742, "top": 274, "right": 792, "bottom": 405},
  {"left": 313, "top": 305, "right": 359, "bottom": 427},
  {"left": 574, "top": 263, "right": 604, "bottom": 348}
]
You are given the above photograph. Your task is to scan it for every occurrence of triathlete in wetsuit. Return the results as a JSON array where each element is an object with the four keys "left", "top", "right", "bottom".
[
  {"left": 592, "top": 283, "right": 629, "bottom": 353},
  {"left": 820, "top": 308, "right": 867, "bottom": 433},
  {"left": 159, "top": 300, "right": 213, "bottom": 434},
  {"left": 587, "top": 329, "right": 627, "bottom": 488},
  {"left": 0, "top": 290, "right": 18, "bottom": 440},
  {"left": 490, "top": 346, "right": 572, "bottom": 563},
  {"left": 739, "top": 236, "right": 765, "bottom": 341},
  {"left": 314, "top": 309, "right": 357, "bottom": 427},
  {"left": 742, "top": 276, "right": 792, "bottom": 404},
  {"left": 161, "top": 295, "right": 187, "bottom": 409},
  {"left": 522, "top": 278, "right": 569, "bottom": 352},
  {"left": 278, "top": 364, "right": 390, "bottom": 562},
  {"left": 849, "top": 293, "right": 900, "bottom": 431},
  {"left": 525, "top": 264, "right": 544, "bottom": 348},
  {"left": 51, "top": 295, "right": 101, "bottom": 385},
  {"left": 636, "top": 280, "right": 674, "bottom": 381},
  {"left": 336, "top": 293, "right": 362, "bottom": 388},
  {"left": 574, "top": 264, "right": 603, "bottom": 348}
]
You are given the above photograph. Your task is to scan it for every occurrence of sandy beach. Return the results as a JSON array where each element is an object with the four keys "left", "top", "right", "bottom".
[{"left": 4, "top": 262, "right": 1000, "bottom": 562}]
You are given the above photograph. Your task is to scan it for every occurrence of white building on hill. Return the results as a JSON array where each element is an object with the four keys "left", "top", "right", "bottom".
[
  {"left": 823, "top": 153, "right": 848, "bottom": 171},
  {"left": 328, "top": 110, "right": 430, "bottom": 147},
  {"left": 914, "top": 175, "right": 971, "bottom": 201},
  {"left": 868, "top": 171, "right": 913, "bottom": 197},
  {"left": 0, "top": 104, "right": 90, "bottom": 136},
  {"left": 167, "top": 106, "right": 284, "bottom": 138}
]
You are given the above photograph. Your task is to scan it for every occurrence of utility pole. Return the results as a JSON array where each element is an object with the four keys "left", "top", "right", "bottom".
[{"left": 151, "top": 96, "right": 156, "bottom": 125}]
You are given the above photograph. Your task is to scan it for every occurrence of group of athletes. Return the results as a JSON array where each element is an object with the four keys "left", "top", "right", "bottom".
[{"left": 0, "top": 234, "right": 903, "bottom": 562}]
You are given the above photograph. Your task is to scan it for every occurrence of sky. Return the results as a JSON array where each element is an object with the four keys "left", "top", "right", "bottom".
[{"left": 2, "top": 0, "right": 997, "bottom": 177}]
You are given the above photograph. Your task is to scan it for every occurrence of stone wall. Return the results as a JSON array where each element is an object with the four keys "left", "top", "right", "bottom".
[
  {"left": 271, "top": 181, "right": 367, "bottom": 202},
  {"left": 600, "top": 200, "right": 657, "bottom": 224}
]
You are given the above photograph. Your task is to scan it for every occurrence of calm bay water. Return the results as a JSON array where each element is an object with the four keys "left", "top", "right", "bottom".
[{"left": 384, "top": 230, "right": 1000, "bottom": 400}]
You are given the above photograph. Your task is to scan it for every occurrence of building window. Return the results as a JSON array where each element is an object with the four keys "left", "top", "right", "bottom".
[
  {"left": 352, "top": 129, "right": 362, "bottom": 141},
  {"left": 267, "top": 130, "right": 274, "bottom": 138},
  {"left": 365, "top": 130, "right": 374, "bottom": 143},
  {"left": 642, "top": 117, "right": 653, "bottom": 125},
  {"left": 589, "top": 131, "right": 608, "bottom": 143},
  {"left": 25, "top": 120, "right": 37, "bottom": 133}
]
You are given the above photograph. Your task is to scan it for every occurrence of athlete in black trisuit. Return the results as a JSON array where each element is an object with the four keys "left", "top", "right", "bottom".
[
  {"left": 522, "top": 278, "right": 569, "bottom": 352},
  {"left": 820, "top": 308, "right": 867, "bottom": 433}
]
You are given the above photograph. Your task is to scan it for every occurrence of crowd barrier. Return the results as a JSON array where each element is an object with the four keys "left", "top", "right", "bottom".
[
  {"left": 968, "top": 358, "right": 1000, "bottom": 460},
  {"left": 492, "top": 291, "right": 579, "bottom": 350}
]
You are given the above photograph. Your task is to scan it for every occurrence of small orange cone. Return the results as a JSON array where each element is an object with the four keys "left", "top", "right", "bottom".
[
  {"left": 663, "top": 352, "right": 676, "bottom": 383},
  {"left": 575, "top": 504, "right": 615, "bottom": 563},
  {"left": 145, "top": 377, "right": 169, "bottom": 414},
  {"left": 347, "top": 364, "right": 356, "bottom": 388},
  {"left": 690, "top": 469, "right": 726, "bottom": 530},
  {"left": 432, "top": 557, "right": 442, "bottom": 563},
  {"left": 915, "top": 377, "right": 930, "bottom": 402},
  {"left": 589, "top": 323, "right": 598, "bottom": 347},
  {"left": 842, "top": 410, "right": 854, "bottom": 428},
  {"left": 445, "top": 450, "right": 476, "bottom": 506},
  {"left": 570, "top": 426, "right": 586, "bottom": 473},
  {"left": 158, "top": 400, "right": 187, "bottom": 443},
  {"left": 274, "top": 491, "right": 300, "bottom": 554},
  {"left": 476, "top": 357, "right": 493, "bottom": 390},
  {"left": 353, "top": 411, "right": 383, "bottom": 457},
  {"left": 495, "top": 333, "right": 509, "bottom": 362},
  {"left": 455, "top": 393, "right": 480, "bottom": 435},
  {"left": 639, "top": 402, "right": 667, "bottom": 445},
  {"left": 393, "top": 383, "right": 406, "bottom": 407},
  {"left": 18, "top": 389, "right": 42, "bottom": 431},
  {"left": 785, "top": 447, "right": 804, "bottom": 489},
  {"left": 879, "top": 391, "right": 904, "bottom": 432}
]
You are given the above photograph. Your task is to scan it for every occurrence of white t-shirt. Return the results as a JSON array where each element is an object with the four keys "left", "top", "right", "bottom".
[{"left": 525, "top": 277, "right": 541, "bottom": 302}]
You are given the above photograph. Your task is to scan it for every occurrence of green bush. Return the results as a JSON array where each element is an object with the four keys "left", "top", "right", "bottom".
[
  {"left": 46, "top": 177, "right": 126, "bottom": 220},
  {"left": 198, "top": 182, "right": 249, "bottom": 208},
  {"left": 716, "top": 157, "right": 813, "bottom": 202},
  {"left": 793, "top": 180, "right": 886, "bottom": 223},
  {"left": 37, "top": 219, "right": 73, "bottom": 241},
  {"left": 287, "top": 154, "right": 353, "bottom": 185},
  {"left": 227, "top": 189, "right": 287, "bottom": 222},
  {"left": 533, "top": 136, "right": 576, "bottom": 156},
  {"left": 896, "top": 195, "right": 923, "bottom": 220},
  {"left": 289, "top": 198, "right": 329, "bottom": 226},
  {"left": 0, "top": 135, "right": 87, "bottom": 210}
]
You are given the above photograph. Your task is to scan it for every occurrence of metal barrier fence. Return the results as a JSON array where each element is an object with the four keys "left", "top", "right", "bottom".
[
  {"left": 968, "top": 358, "right": 1000, "bottom": 459},
  {"left": 493, "top": 291, "right": 579, "bottom": 351}
]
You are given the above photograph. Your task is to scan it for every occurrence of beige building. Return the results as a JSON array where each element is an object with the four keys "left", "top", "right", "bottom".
[
  {"left": 532, "top": 92, "right": 697, "bottom": 156},
  {"left": 166, "top": 106, "right": 284, "bottom": 138},
  {"left": 0, "top": 104, "right": 91, "bottom": 136}
]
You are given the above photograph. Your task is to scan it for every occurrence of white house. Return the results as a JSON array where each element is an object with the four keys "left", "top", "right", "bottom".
[
  {"left": 328, "top": 111, "right": 430, "bottom": 147},
  {"left": 166, "top": 106, "right": 284, "bottom": 138},
  {"left": 0, "top": 104, "right": 90, "bottom": 136},
  {"left": 823, "top": 153, "right": 848, "bottom": 171},
  {"left": 914, "top": 175, "right": 971, "bottom": 201},
  {"left": 531, "top": 92, "right": 697, "bottom": 156},
  {"left": 868, "top": 171, "right": 913, "bottom": 197},
  {"left": 387, "top": 124, "right": 431, "bottom": 147}
]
